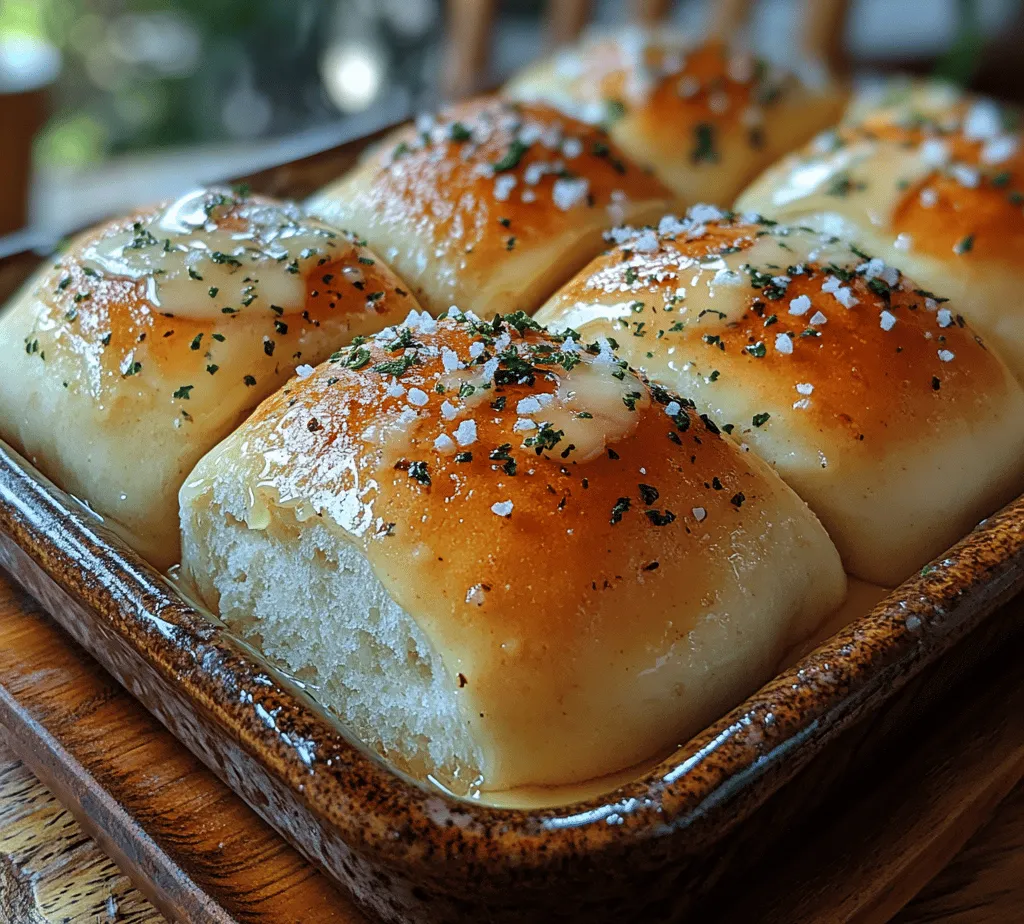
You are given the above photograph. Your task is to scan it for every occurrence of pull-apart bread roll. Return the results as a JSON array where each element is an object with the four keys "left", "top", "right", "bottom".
[
  {"left": 306, "top": 97, "right": 673, "bottom": 318},
  {"left": 505, "top": 31, "right": 847, "bottom": 204},
  {"left": 180, "top": 310, "right": 845, "bottom": 792},
  {"left": 736, "top": 84, "right": 1024, "bottom": 381},
  {"left": 535, "top": 209, "right": 1024, "bottom": 586},
  {"left": 0, "top": 187, "right": 418, "bottom": 569}
]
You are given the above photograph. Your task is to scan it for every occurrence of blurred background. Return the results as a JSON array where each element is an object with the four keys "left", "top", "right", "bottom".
[{"left": 1, "top": 0, "right": 1023, "bottom": 240}]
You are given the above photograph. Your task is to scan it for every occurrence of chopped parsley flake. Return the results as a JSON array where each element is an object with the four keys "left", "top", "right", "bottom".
[
  {"left": 492, "top": 139, "right": 530, "bottom": 173},
  {"left": 610, "top": 496, "right": 631, "bottom": 525}
]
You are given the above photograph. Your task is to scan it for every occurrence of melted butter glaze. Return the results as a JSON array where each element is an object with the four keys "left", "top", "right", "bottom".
[
  {"left": 0, "top": 188, "right": 419, "bottom": 569},
  {"left": 307, "top": 97, "right": 673, "bottom": 317},
  {"left": 183, "top": 310, "right": 846, "bottom": 790},
  {"left": 741, "top": 105, "right": 1024, "bottom": 263},
  {"left": 536, "top": 209, "right": 1024, "bottom": 584},
  {"left": 736, "top": 84, "right": 1024, "bottom": 381},
  {"left": 25, "top": 189, "right": 415, "bottom": 402},
  {"left": 79, "top": 189, "right": 350, "bottom": 318},
  {"left": 506, "top": 32, "right": 847, "bottom": 204}
]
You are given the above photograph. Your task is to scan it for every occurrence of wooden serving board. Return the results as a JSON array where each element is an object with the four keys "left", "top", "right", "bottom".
[
  {"left": 0, "top": 570, "right": 364, "bottom": 924},
  {"left": 1, "top": 561, "right": 1024, "bottom": 924}
]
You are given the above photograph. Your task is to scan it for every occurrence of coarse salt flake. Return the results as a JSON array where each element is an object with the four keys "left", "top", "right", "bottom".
[
  {"left": 692, "top": 506, "right": 707, "bottom": 522},
  {"left": 407, "top": 388, "right": 429, "bottom": 407},
  {"left": 938, "top": 349, "right": 955, "bottom": 362},
  {"left": 688, "top": 203, "right": 725, "bottom": 224},
  {"left": 657, "top": 215, "right": 689, "bottom": 236},
  {"left": 632, "top": 229, "right": 659, "bottom": 253},
  {"left": 434, "top": 433, "right": 455, "bottom": 453},
  {"left": 561, "top": 137, "right": 583, "bottom": 159},
  {"left": 552, "top": 177, "right": 590, "bottom": 211},
  {"left": 491, "top": 500, "right": 514, "bottom": 517},
  {"left": 949, "top": 163, "right": 980, "bottom": 188},
  {"left": 440, "top": 400, "right": 458, "bottom": 420},
  {"left": 796, "top": 382, "right": 814, "bottom": 395},
  {"left": 789, "top": 294, "right": 812, "bottom": 316},
  {"left": 441, "top": 347, "right": 462, "bottom": 373},
  {"left": 493, "top": 175, "right": 517, "bottom": 202},
  {"left": 809, "top": 310, "right": 828, "bottom": 325},
  {"left": 295, "top": 364, "right": 315, "bottom": 379},
  {"left": 712, "top": 268, "right": 743, "bottom": 286},
  {"left": 664, "top": 400, "right": 681, "bottom": 418},
  {"left": 879, "top": 310, "right": 897, "bottom": 331},
  {"left": 775, "top": 333, "right": 794, "bottom": 354},
  {"left": 919, "top": 138, "right": 950, "bottom": 168},
  {"left": 982, "top": 135, "right": 1019, "bottom": 165},
  {"left": 963, "top": 100, "right": 1003, "bottom": 141},
  {"left": 454, "top": 419, "right": 477, "bottom": 446}
]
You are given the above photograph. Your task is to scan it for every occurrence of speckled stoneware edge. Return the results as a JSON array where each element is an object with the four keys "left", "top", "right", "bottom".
[
  {"left": 2, "top": 129, "right": 1024, "bottom": 920},
  {"left": 2, "top": 440, "right": 1023, "bottom": 923}
]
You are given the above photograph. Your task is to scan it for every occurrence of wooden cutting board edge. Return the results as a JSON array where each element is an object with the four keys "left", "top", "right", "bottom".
[{"left": 1, "top": 565, "right": 1024, "bottom": 924}]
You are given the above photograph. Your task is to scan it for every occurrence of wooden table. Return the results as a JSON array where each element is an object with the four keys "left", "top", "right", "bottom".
[{"left": 1, "top": 565, "right": 1023, "bottom": 924}]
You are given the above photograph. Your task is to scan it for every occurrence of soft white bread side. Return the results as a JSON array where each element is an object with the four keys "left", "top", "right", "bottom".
[
  {"left": 180, "top": 310, "right": 846, "bottom": 794},
  {"left": 736, "top": 83, "right": 1024, "bottom": 382},
  {"left": 505, "top": 29, "right": 848, "bottom": 205},
  {"left": 306, "top": 96, "right": 674, "bottom": 318},
  {"left": 0, "top": 188, "right": 420, "bottom": 569},
  {"left": 535, "top": 209, "right": 1024, "bottom": 586}
]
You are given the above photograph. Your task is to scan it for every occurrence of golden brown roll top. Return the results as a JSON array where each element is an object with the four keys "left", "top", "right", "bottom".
[
  {"left": 535, "top": 209, "right": 1024, "bottom": 585},
  {"left": 180, "top": 310, "right": 846, "bottom": 793},
  {"left": 505, "top": 31, "right": 847, "bottom": 205},
  {"left": 736, "top": 82, "right": 1024, "bottom": 382},
  {"left": 0, "top": 187, "right": 420, "bottom": 569},
  {"left": 306, "top": 97, "right": 674, "bottom": 318}
]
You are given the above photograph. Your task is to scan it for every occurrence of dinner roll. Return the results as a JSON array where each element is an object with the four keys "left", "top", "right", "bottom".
[
  {"left": 535, "top": 209, "right": 1024, "bottom": 586},
  {"left": 0, "top": 187, "right": 418, "bottom": 570},
  {"left": 736, "top": 83, "right": 1024, "bottom": 382},
  {"left": 306, "top": 97, "right": 673, "bottom": 318},
  {"left": 180, "top": 309, "right": 845, "bottom": 793},
  {"left": 505, "top": 30, "right": 847, "bottom": 204}
]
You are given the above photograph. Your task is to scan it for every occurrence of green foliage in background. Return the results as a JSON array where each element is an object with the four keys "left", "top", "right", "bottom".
[
  {"left": 934, "top": 0, "right": 984, "bottom": 85},
  {"left": 1, "top": 0, "right": 337, "bottom": 166}
]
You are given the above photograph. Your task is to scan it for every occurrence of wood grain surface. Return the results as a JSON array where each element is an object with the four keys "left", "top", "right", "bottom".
[
  {"left": 0, "top": 570, "right": 365, "bottom": 924},
  {"left": 0, "top": 560, "right": 1023, "bottom": 924}
]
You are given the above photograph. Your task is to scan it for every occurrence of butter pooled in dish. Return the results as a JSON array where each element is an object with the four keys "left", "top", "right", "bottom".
[
  {"left": 180, "top": 309, "right": 845, "bottom": 795},
  {"left": 535, "top": 208, "right": 1024, "bottom": 586},
  {"left": 0, "top": 187, "right": 420, "bottom": 569},
  {"left": 307, "top": 96, "right": 674, "bottom": 318}
]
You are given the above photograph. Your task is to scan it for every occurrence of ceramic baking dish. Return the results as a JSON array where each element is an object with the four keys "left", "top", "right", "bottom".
[{"left": 1, "top": 130, "right": 1024, "bottom": 924}]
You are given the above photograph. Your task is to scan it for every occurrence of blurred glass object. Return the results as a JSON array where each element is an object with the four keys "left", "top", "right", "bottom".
[{"left": 0, "top": 0, "right": 441, "bottom": 169}]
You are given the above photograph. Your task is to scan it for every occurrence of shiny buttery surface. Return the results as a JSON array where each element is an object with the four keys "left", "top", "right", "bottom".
[
  {"left": 536, "top": 208, "right": 1024, "bottom": 585},
  {"left": 181, "top": 310, "right": 845, "bottom": 791},
  {"left": 307, "top": 97, "right": 674, "bottom": 318},
  {"left": 0, "top": 188, "right": 419, "bottom": 568},
  {"left": 737, "top": 81, "right": 1024, "bottom": 382},
  {"left": 505, "top": 30, "right": 847, "bottom": 205}
]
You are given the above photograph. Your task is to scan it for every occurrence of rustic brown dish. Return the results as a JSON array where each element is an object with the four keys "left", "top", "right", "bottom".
[{"left": 1, "top": 130, "right": 1024, "bottom": 924}]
